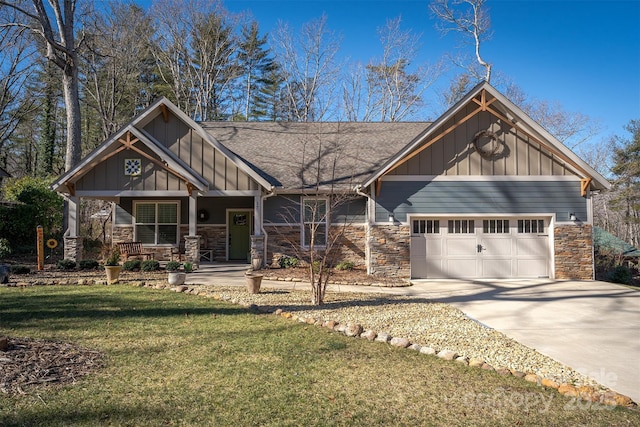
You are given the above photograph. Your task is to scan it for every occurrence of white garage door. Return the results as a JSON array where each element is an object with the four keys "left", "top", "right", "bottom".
[{"left": 410, "top": 218, "right": 550, "bottom": 279}]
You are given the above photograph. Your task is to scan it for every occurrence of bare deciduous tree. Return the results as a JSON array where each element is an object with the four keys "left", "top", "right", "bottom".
[
  {"left": 272, "top": 14, "right": 341, "bottom": 122},
  {"left": 430, "top": 0, "right": 492, "bottom": 82},
  {"left": 0, "top": 0, "right": 85, "bottom": 171},
  {"left": 343, "top": 17, "right": 442, "bottom": 122},
  {"left": 0, "top": 9, "right": 37, "bottom": 159}
]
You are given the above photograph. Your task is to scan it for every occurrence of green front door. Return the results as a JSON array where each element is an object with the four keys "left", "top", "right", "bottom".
[{"left": 228, "top": 211, "right": 251, "bottom": 261}]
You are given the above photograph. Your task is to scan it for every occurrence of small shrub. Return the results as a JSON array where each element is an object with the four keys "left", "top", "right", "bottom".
[
  {"left": 0, "top": 238, "right": 12, "bottom": 258},
  {"left": 79, "top": 259, "right": 99, "bottom": 270},
  {"left": 183, "top": 262, "right": 193, "bottom": 273},
  {"left": 104, "top": 247, "right": 121, "bottom": 266},
  {"left": 165, "top": 261, "right": 181, "bottom": 272},
  {"left": 278, "top": 255, "right": 299, "bottom": 269},
  {"left": 56, "top": 259, "right": 76, "bottom": 270},
  {"left": 10, "top": 265, "right": 30, "bottom": 274},
  {"left": 141, "top": 259, "right": 160, "bottom": 272},
  {"left": 122, "top": 260, "right": 141, "bottom": 271},
  {"left": 336, "top": 260, "right": 355, "bottom": 271},
  {"left": 610, "top": 265, "right": 632, "bottom": 285}
]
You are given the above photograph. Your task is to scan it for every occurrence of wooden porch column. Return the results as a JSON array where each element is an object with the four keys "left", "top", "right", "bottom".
[
  {"left": 189, "top": 194, "right": 197, "bottom": 236},
  {"left": 63, "top": 196, "right": 83, "bottom": 261},
  {"left": 253, "top": 194, "right": 262, "bottom": 236},
  {"left": 67, "top": 196, "right": 79, "bottom": 238}
]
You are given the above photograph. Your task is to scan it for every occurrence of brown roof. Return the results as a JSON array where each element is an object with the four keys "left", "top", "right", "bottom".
[{"left": 200, "top": 122, "right": 429, "bottom": 191}]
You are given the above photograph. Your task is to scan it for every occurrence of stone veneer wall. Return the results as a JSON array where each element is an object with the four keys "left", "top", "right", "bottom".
[
  {"left": 197, "top": 225, "right": 227, "bottom": 261},
  {"left": 369, "top": 224, "right": 411, "bottom": 278},
  {"left": 263, "top": 225, "right": 366, "bottom": 268},
  {"left": 554, "top": 224, "right": 594, "bottom": 280}
]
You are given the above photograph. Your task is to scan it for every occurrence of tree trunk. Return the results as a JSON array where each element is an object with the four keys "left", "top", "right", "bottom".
[{"left": 62, "top": 62, "right": 82, "bottom": 171}]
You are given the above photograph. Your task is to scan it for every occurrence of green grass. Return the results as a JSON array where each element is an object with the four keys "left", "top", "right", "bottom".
[{"left": 0, "top": 285, "right": 638, "bottom": 426}]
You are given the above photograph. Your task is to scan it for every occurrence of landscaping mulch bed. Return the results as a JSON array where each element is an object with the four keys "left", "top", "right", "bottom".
[{"left": 0, "top": 337, "right": 104, "bottom": 396}]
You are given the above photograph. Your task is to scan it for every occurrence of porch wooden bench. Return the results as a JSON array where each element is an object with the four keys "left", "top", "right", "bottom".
[{"left": 117, "top": 242, "right": 154, "bottom": 261}]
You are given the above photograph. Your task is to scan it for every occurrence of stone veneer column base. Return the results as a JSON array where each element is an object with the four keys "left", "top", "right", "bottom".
[
  {"left": 63, "top": 236, "right": 84, "bottom": 262},
  {"left": 369, "top": 224, "right": 410, "bottom": 278},
  {"left": 184, "top": 236, "right": 201, "bottom": 268},
  {"left": 554, "top": 224, "right": 593, "bottom": 280},
  {"left": 250, "top": 235, "right": 265, "bottom": 269}
]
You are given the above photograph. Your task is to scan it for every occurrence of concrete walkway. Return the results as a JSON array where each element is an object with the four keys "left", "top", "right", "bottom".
[{"left": 188, "top": 264, "right": 640, "bottom": 403}]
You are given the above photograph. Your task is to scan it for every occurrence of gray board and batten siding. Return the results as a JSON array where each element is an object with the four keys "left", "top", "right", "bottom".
[
  {"left": 142, "top": 112, "right": 260, "bottom": 192},
  {"left": 387, "top": 108, "right": 574, "bottom": 177},
  {"left": 375, "top": 180, "right": 587, "bottom": 223},
  {"left": 264, "top": 195, "right": 367, "bottom": 224}
]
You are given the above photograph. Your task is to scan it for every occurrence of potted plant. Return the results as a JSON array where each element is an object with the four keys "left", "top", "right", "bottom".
[
  {"left": 104, "top": 247, "right": 121, "bottom": 284},
  {"left": 166, "top": 261, "right": 186, "bottom": 286},
  {"left": 245, "top": 269, "right": 263, "bottom": 294},
  {"left": 183, "top": 262, "right": 194, "bottom": 273}
]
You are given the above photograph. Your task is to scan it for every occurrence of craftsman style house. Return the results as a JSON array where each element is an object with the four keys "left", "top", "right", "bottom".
[{"left": 52, "top": 82, "right": 609, "bottom": 280}]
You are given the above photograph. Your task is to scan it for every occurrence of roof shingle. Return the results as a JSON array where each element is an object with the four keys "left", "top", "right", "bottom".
[{"left": 201, "top": 122, "right": 429, "bottom": 191}]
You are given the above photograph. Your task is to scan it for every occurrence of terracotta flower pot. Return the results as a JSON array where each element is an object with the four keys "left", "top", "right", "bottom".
[
  {"left": 104, "top": 265, "right": 122, "bottom": 284},
  {"left": 245, "top": 273, "right": 263, "bottom": 294}
]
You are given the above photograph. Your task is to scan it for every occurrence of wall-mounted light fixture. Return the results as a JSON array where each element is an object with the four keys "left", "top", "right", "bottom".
[
  {"left": 569, "top": 212, "right": 577, "bottom": 221},
  {"left": 388, "top": 213, "right": 395, "bottom": 223}
]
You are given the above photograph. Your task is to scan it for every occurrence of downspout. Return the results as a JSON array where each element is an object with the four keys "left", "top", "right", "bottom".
[
  {"left": 355, "top": 184, "right": 372, "bottom": 275},
  {"left": 261, "top": 187, "right": 276, "bottom": 266}
]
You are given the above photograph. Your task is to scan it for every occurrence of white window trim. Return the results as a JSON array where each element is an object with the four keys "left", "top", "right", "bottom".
[
  {"left": 133, "top": 200, "right": 181, "bottom": 246},
  {"left": 301, "top": 197, "right": 328, "bottom": 248}
]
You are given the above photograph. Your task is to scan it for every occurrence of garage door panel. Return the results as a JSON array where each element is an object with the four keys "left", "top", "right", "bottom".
[
  {"left": 445, "top": 238, "right": 477, "bottom": 256},
  {"left": 515, "top": 237, "right": 547, "bottom": 256},
  {"left": 516, "top": 258, "right": 547, "bottom": 277},
  {"left": 482, "top": 237, "right": 513, "bottom": 256},
  {"left": 482, "top": 259, "right": 513, "bottom": 278},
  {"left": 410, "top": 217, "right": 550, "bottom": 279},
  {"left": 446, "top": 258, "right": 478, "bottom": 278}
]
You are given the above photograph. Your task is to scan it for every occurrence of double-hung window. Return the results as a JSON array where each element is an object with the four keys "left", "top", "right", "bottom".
[
  {"left": 302, "top": 198, "right": 327, "bottom": 247},
  {"left": 134, "top": 201, "right": 179, "bottom": 245}
]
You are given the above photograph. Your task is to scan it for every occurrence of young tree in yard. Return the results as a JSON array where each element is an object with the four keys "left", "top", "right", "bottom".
[
  {"left": 274, "top": 125, "right": 361, "bottom": 305},
  {"left": 430, "top": 0, "right": 492, "bottom": 83},
  {"left": 0, "top": 0, "right": 85, "bottom": 171}
]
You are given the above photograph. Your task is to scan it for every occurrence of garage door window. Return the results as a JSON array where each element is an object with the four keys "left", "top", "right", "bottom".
[
  {"left": 413, "top": 219, "right": 440, "bottom": 235},
  {"left": 483, "top": 219, "right": 510, "bottom": 234},
  {"left": 518, "top": 219, "right": 544, "bottom": 233},
  {"left": 448, "top": 219, "right": 475, "bottom": 234}
]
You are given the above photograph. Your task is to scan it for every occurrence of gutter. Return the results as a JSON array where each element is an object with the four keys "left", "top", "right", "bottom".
[
  {"left": 354, "top": 184, "right": 372, "bottom": 275},
  {"left": 260, "top": 187, "right": 276, "bottom": 265}
]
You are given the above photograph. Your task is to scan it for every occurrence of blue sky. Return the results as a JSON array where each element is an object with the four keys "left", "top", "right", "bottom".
[{"left": 143, "top": 0, "right": 640, "bottom": 144}]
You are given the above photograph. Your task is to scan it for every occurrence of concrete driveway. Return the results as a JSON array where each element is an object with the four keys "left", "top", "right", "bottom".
[{"left": 407, "top": 279, "right": 640, "bottom": 403}]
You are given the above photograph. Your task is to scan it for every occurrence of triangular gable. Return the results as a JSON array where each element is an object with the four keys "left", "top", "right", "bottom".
[
  {"left": 52, "top": 123, "right": 207, "bottom": 195},
  {"left": 363, "top": 82, "right": 610, "bottom": 192},
  {"left": 133, "top": 98, "right": 274, "bottom": 191},
  {"left": 53, "top": 97, "right": 275, "bottom": 195}
]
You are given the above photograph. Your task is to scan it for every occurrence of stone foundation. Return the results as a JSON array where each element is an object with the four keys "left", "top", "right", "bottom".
[
  {"left": 63, "top": 236, "right": 84, "bottom": 262},
  {"left": 197, "top": 225, "right": 227, "bottom": 261},
  {"left": 369, "top": 224, "right": 410, "bottom": 278},
  {"left": 554, "top": 224, "right": 594, "bottom": 280},
  {"left": 264, "top": 224, "right": 366, "bottom": 268}
]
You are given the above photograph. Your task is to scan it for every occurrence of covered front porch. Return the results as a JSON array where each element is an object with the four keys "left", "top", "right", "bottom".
[{"left": 52, "top": 98, "right": 276, "bottom": 268}]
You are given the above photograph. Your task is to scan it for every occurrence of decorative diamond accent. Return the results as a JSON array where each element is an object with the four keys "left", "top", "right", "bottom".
[{"left": 124, "top": 158, "right": 141, "bottom": 176}]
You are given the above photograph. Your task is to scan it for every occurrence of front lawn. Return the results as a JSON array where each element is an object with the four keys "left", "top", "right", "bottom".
[{"left": 0, "top": 285, "right": 637, "bottom": 426}]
